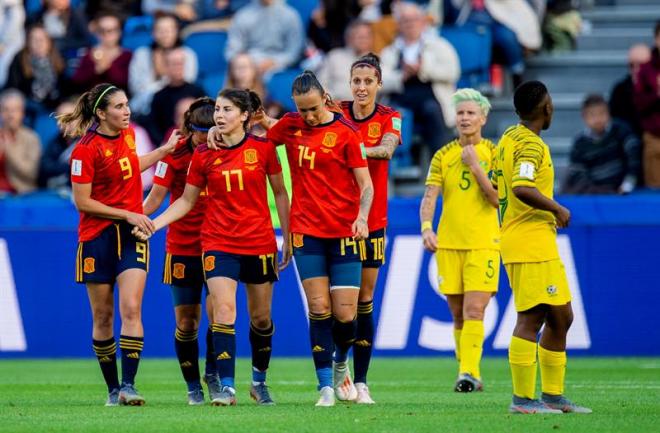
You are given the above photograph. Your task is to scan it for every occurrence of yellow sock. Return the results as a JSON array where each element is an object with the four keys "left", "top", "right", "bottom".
[
  {"left": 538, "top": 345, "right": 566, "bottom": 396},
  {"left": 459, "top": 320, "right": 484, "bottom": 379},
  {"left": 509, "top": 336, "right": 537, "bottom": 399},
  {"left": 453, "top": 328, "right": 462, "bottom": 363}
]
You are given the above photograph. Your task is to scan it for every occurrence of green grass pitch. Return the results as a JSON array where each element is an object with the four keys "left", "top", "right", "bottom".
[{"left": 1, "top": 357, "right": 658, "bottom": 433}]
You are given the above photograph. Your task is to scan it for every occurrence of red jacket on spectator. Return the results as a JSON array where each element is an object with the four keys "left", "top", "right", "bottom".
[{"left": 634, "top": 48, "right": 660, "bottom": 136}]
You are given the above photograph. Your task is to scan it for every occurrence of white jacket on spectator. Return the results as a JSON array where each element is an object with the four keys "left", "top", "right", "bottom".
[
  {"left": 0, "top": 0, "right": 25, "bottom": 87},
  {"left": 380, "top": 31, "right": 460, "bottom": 127},
  {"left": 225, "top": 0, "right": 304, "bottom": 72}
]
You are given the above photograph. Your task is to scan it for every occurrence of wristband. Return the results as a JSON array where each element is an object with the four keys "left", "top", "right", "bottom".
[{"left": 421, "top": 221, "right": 433, "bottom": 232}]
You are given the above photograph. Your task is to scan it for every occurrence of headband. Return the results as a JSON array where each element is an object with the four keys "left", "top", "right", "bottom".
[
  {"left": 190, "top": 124, "right": 210, "bottom": 132},
  {"left": 351, "top": 62, "right": 381, "bottom": 80},
  {"left": 93, "top": 85, "right": 116, "bottom": 113}
]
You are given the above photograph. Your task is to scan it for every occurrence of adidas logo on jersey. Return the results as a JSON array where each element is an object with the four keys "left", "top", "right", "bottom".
[
  {"left": 312, "top": 345, "right": 324, "bottom": 353},
  {"left": 217, "top": 351, "right": 231, "bottom": 360},
  {"left": 294, "top": 130, "right": 302, "bottom": 136}
]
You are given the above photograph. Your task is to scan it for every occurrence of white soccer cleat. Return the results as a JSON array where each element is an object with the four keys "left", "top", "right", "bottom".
[
  {"left": 355, "top": 382, "right": 375, "bottom": 404},
  {"left": 333, "top": 361, "right": 358, "bottom": 401},
  {"left": 315, "top": 386, "right": 335, "bottom": 407}
]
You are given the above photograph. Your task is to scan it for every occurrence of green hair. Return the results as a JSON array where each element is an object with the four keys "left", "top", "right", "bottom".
[{"left": 452, "top": 88, "right": 491, "bottom": 116}]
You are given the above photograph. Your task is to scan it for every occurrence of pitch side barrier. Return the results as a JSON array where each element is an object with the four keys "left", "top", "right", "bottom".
[{"left": 1, "top": 193, "right": 659, "bottom": 357}]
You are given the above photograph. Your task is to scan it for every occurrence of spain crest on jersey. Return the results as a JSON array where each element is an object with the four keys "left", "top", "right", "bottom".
[
  {"left": 322, "top": 132, "right": 337, "bottom": 148},
  {"left": 244, "top": 149, "right": 258, "bottom": 164},
  {"left": 125, "top": 134, "right": 136, "bottom": 150},
  {"left": 173, "top": 263, "right": 185, "bottom": 279},
  {"left": 368, "top": 122, "right": 381, "bottom": 138},
  {"left": 83, "top": 257, "right": 95, "bottom": 273}
]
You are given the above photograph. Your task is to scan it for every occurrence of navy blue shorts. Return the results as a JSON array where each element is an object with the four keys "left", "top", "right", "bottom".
[
  {"left": 291, "top": 233, "right": 362, "bottom": 289},
  {"left": 75, "top": 222, "right": 149, "bottom": 284},
  {"left": 361, "top": 228, "right": 386, "bottom": 269},
  {"left": 163, "top": 253, "right": 207, "bottom": 306},
  {"left": 203, "top": 251, "right": 278, "bottom": 284}
]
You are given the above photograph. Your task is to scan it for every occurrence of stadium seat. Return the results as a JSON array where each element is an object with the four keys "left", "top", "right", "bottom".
[
  {"left": 266, "top": 68, "right": 303, "bottom": 112},
  {"left": 184, "top": 31, "right": 228, "bottom": 79},
  {"left": 391, "top": 107, "right": 414, "bottom": 169},
  {"left": 440, "top": 25, "right": 492, "bottom": 89},
  {"left": 287, "top": 0, "right": 319, "bottom": 26},
  {"left": 199, "top": 72, "right": 226, "bottom": 98},
  {"left": 33, "top": 114, "right": 60, "bottom": 148},
  {"left": 122, "top": 15, "right": 154, "bottom": 51}
]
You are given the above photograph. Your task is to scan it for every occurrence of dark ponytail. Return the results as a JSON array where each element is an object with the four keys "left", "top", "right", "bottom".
[
  {"left": 351, "top": 52, "right": 382, "bottom": 83},
  {"left": 56, "top": 83, "right": 123, "bottom": 138},
  {"left": 291, "top": 70, "right": 341, "bottom": 112},
  {"left": 217, "top": 88, "right": 263, "bottom": 132},
  {"left": 181, "top": 96, "right": 215, "bottom": 136}
]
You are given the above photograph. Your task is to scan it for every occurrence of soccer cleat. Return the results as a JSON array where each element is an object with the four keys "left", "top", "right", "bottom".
[
  {"left": 315, "top": 386, "right": 335, "bottom": 407},
  {"left": 508, "top": 397, "right": 563, "bottom": 414},
  {"left": 118, "top": 384, "right": 145, "bottom": 406},
  {"left": 355, "top": 382, "right": 375, "bottom": 404},
  {"left": 203, "top": 373, "right": 222, "bottom": 402},
  {"left": 105, "top": 388, "right": 120, "bottom": 407},
  {"left": 542, "top": 394, "right": 593, "bottom": 413},
  {"left": 454, "top": 373, "right": 484, "bottom": 393},
  {"left": 333, "top": 361, "right": 358, "bottom": 401},
  {"left": 187, "top": 388, "right": 205, "bottom": 406},
  {"left": 211, "top": 386, "right": 237, "bottom": 406},
  {"left": 250, "top": 383, "right": 275, "bottom": 406}
]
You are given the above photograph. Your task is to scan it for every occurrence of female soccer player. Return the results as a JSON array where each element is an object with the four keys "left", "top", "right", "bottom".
[
  {"left": 61, "top": 83, "right": 175, "bottom": 406},
  {"left": 420, "top": 88, "right": 500, "bottom": 393},
  {"left": 135, "top": 89, "right": 291, "bottom": 407},
  {"left": 338, "top": 53, "right": 401, "bottom": 404},
  {"left": 142, "top": 97, "right": 220, "bottom": 405}
]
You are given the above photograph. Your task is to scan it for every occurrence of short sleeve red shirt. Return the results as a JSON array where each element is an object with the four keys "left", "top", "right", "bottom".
[
  {"left": 152, "top": 138, "right": 207, "bottom": 256},
  {"left": 267, "top": 112, "right": 368, "bottom": 238},
  {"left": 341, "top": 102, "right": 401, "bottom": 231},
  {"left": 70, "top": 127, "right": 143, "bottom": 242},
  {"left": 186, "top": 134, "right": 281, "bottom": 255}
]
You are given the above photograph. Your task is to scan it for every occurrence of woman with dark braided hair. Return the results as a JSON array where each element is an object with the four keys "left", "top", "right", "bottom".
[{"left": 61, "top": 83, "right": 175, "bottom": 406}]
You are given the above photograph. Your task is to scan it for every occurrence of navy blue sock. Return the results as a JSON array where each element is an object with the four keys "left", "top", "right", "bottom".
[
  {"left": 119, "top": 335, "right": 144, "bottom": 386},
  {"left": 354, "top": 301, "right": 374, "bottom": 384},
  {"left": 174, "top": 328, "right": 201, "bottom": 392},
  {"left": 93, "top": 337, "right": 119, "bottom": 392},
  {"left": 212, "top": 323, "right": 236, "bottom": 389},
  {"left": 332, "top": 316, "right": 357, "bottom": 364},
  {"left": 309, "top": 312, "right": 333, "bottom": 389},
  {"left": 249, "top": 321, "right": 274, "bottom": 383},
  {"left": 204, "top": 326, "right": 216, "bottom": 376}
]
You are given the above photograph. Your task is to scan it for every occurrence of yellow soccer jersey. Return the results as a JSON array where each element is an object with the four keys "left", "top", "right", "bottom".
[
  {"left": 425, "top": 139, "right": 500, "bottom": 250},
  {"left": 495, "top": 124, "right": 560, "bottom": 264}
]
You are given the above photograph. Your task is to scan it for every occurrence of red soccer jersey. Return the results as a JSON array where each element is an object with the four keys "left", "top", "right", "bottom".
[
  {"left": 70, "top": 127, "right": 143, "bottom": 242},
  {"left": 341, "top": 102, "right": 401, "bottom": 231},
  {"left": 267, "top": 112, "right": 368, "bottom": 238},
  {"left": 153, "top": 138, "right": 208, "bottom": 256},
  {"left": 186, "top": 134, "right": 281, "bottom": 255}
]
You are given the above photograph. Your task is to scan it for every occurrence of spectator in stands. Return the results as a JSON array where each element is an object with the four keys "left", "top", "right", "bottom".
[
  {"left": 29, "top": 0, "right": 92, "bottom": 56},
  {"left": 5, "top": 24, "right": 71, "bottom": 123},
  {"left": 71, "top": 12, "right": 132, "bottom": 92},
  {"left": 610, "top": 44, "right": 651, "bottom": 138},
  {"left": 149, "top": 47, "right": 205, "bottom": 145},
  {"left": 542, "top": 0, "right": 582, "bottom": 53},
  {"left": 0, "top": 89, "right": 41, "bottom": 195},
  {"left": 0, "top": 0, "right": 25, "bottom": 88},
  {"left": 439, "top": 0, "right": 541, "bottom": 89},
  {"left": 308, "top": 0, "right": 363, "bottom": 53},
  {"left": 563, "top": 95, "right": 640, "bottom": 195},
  {"left": 85, "top": 0, "right": 142, "bottom": 22},
  {"left": 142, "top": 0, "right": 199, "bottom": 22},
  {"left": 129, "top": 12, "right": 199, "bottom": 116},
  {"left": 380, "top": 1, "right": 460, "bottom": 155},
  {"left": 225, "top": 0, "right": 305, "bottom": 76},
  {"left": 38, "top": 97, "right": 77, "bottom": 190},
  {"left": 317, "top": 20, "right": 374, "bottom": 101},
  {"left": 198, "top": 0, "right": 250, "bottom": 20},
  {"left": 226, "top": 52, "right": 266, "bottom": 99},
  {"left": 634, "top": 21, "right": 660, "bottom": 189}
]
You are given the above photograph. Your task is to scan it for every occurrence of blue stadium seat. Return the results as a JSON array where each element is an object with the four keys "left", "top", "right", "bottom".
[
  {"left": 266, "top": 68, "right": 303, "bottom": 112},
  {"left": 391, "top": 107, "right": 414, "bottom": 169},
  {"left": 122, "top": 15, "right": 154, "bottom": 51},
  {"left": 440, "top": 25, "right": 492, "bottom": 89},
  {"left": 199, "top": 72, "right": 226, "bottom": 98},
  {"left": 184, "top": 31, "right": 228, "bottom": 79},
  {"left": 287, "top": 0, "right": 319, "bottom": 26},
  {"left": 33, "top": 114, "right": 60, "bottom": 148}
]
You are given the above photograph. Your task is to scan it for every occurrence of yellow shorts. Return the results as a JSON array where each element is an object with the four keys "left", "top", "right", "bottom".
[
  {"left": 505, "top": 259, "right": 572, "bottom": 312},
  {"left": 435, "top": 249, "right": 500, "bottom": 295}
]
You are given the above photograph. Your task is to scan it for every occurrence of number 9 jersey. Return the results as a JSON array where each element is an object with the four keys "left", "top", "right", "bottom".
[{"left": 70, "top": 126, "right": 143, "bottom": 242}]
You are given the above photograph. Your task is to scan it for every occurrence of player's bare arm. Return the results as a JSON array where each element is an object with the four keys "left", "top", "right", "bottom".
[
  {"left": 268, "top": 172, "right": 292, "bottom": 270},
  {"left": 352, "top": 166, "right": 373, "bottom": 240},
  {"left": 139, "top": 130, "right": 180, "bottom": 171},
  {"left": 513, "top": 186, "right": 571, "bottom": 228},
  {"left": 419, "top": 185, "right": 440, "bottom": 252},
  {"left": 142, "top": 184, "right": 168, "bottom": 216},
  {"left": 365, "top": 132, "right": 399, "bottom": 160},
  {"left": 461, "top": 145, "right": 498, "bottom": 208},
  {"left": 134, "top": 184, "right": 201, "bottom": 240}
]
